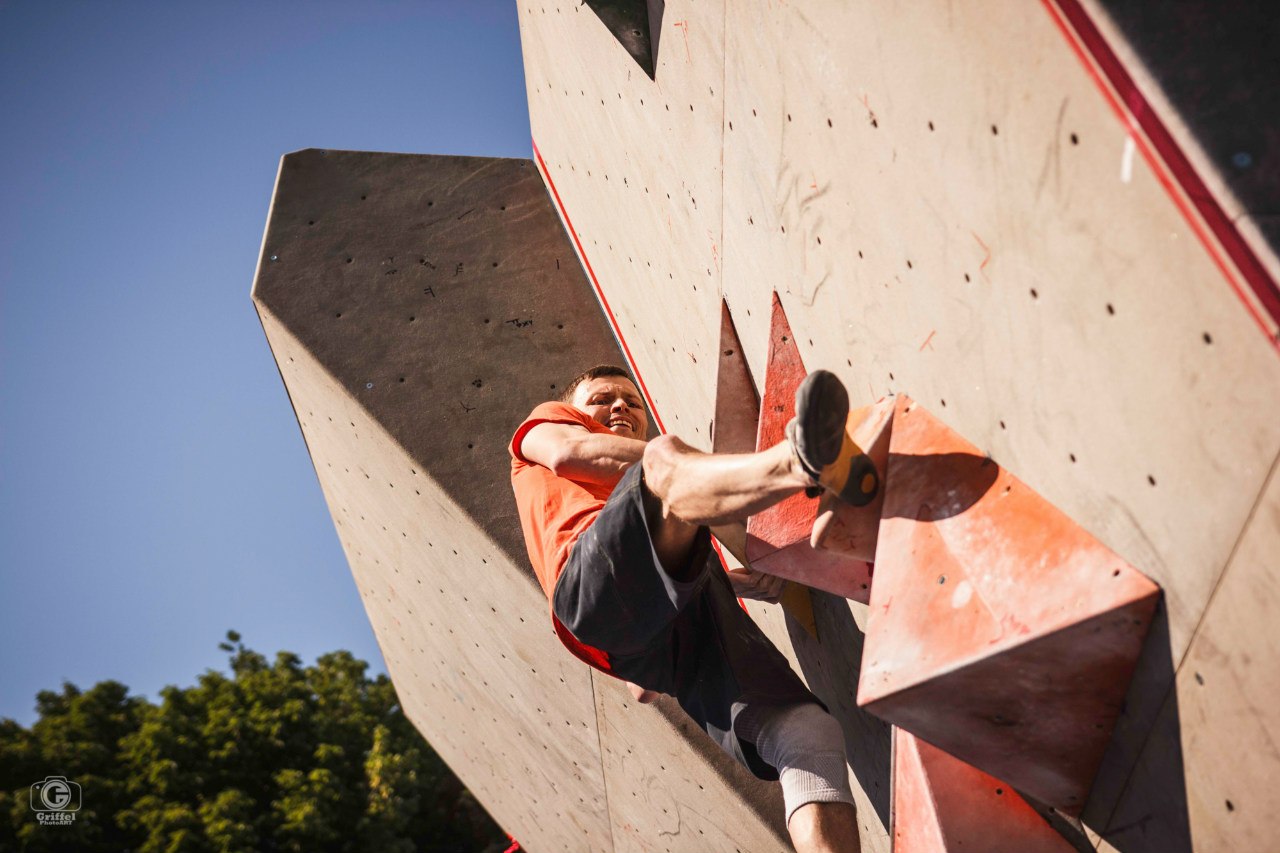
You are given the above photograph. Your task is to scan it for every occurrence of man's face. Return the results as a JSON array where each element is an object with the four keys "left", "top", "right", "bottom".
[{"left": 571, "top": 376, "right": 648, "bottom": 439}]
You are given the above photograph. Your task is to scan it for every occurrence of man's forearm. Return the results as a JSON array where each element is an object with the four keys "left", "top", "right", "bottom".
[{"left": 552, "top": 432, "right": 647, "bottom": 483}]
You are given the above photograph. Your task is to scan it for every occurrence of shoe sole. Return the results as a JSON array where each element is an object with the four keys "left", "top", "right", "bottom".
[{"left": 793, "top": 370, "right": 850, "bottom": 477}]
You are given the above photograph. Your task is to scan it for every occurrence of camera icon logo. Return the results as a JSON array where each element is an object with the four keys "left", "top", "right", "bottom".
[{"left": 30, "top": 776, "right": 81, "bottom": 824}]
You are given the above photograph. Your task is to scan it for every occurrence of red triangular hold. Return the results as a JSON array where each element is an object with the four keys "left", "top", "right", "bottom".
[{"left": 744, "top": 293, "right": 873, "bottom": 601}]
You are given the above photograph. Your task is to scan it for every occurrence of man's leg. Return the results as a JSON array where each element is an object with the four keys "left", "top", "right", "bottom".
[
  {"left": 788, "top": 803, "right": 860, "bottom": 853},
  {"left": 739, "top": 702, "right": 860, "bottom": 853},
  {"left": 641, "top": 436, "right": 809, "bottom": 576},
  {"left": 640, "top": 369, "right": 851, "bottom": 575}
]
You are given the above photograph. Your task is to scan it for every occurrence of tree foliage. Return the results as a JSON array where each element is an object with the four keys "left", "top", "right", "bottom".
[{"left": 0, "top": 632, "right": 506, "bottom": 853}]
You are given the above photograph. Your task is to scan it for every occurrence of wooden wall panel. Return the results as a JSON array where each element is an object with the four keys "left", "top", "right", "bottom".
[
  {"left": 518, "top": 0, "right": 726, "bottom": 446},
  {"left": 254, "top": 309, "right": 611, "bottom": 851},
  {"left": 1099, "top": 455, "right": 1280, "bottom": 853},
  {"left": 720, "top": 1, "right": 1280, "bottom": 664}
]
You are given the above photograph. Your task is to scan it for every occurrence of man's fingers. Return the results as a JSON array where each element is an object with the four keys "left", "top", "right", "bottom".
[{"left": 727, "top": 566, "right": 786, "bottom": 602}]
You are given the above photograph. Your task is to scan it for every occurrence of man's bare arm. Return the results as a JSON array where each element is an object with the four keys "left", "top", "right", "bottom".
[{"left": 521, "top": 422, "right": 647, "bottom": 483}]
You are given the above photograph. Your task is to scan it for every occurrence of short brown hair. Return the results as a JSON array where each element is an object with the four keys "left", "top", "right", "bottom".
[{"left": 560, "top": 364, "right": 635, "bottom": 402}]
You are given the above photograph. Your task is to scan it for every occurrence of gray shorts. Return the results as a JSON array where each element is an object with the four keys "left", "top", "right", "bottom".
[{"left": 552, "top": 463, "right": 822, "bottom": 780}]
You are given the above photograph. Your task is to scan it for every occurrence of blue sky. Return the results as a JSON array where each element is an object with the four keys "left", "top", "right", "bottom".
[{"left": 0, "top": 1, "right": 531, "bottom": 726}]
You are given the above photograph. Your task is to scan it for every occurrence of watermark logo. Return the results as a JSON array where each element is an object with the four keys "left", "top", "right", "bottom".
[{"left": 30, "top": 776, "right": 80, "bottom": 825}]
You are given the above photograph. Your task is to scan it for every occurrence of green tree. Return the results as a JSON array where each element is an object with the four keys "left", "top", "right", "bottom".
[{"left": 0, "top": 632, "right": 507, "bottom": 853}]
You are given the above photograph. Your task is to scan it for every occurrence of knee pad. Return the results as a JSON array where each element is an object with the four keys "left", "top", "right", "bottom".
[{"left": 749, "top": 703, "right": 855, "bottom": 824}]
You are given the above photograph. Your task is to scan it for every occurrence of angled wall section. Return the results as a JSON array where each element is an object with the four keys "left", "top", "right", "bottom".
[{"left": 252, "top": 150, "right": 791, "bottom": 853}]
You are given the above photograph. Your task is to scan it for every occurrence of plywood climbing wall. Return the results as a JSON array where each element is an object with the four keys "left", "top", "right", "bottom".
[{"left": 519, "top": 1, "right": 1280, "bottom": 850}]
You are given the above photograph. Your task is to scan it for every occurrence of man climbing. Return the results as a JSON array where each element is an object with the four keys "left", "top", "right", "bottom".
[{"left": 509, "top": 364, "right": 863, "bottom": 852}]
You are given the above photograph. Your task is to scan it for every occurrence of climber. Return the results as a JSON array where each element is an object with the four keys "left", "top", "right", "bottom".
[{"left": 509, "top": 364, "right": 861, "bottom": 852}]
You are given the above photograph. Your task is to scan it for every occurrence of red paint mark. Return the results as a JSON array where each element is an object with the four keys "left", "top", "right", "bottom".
[
  {"left": 673, "top": 19, "right": 691, "bottom": 63},
  {"left": 972, "top": 231, "right": 991, "bottom": 272},
  {"left": 1043, "top": 0, "right": 1280, "bottom": 353},
  {"left": 533, "top": 140, "right": 667, "bottom": 433},
  {"left": 707, "top": 537, "right": 748, "bottom": 612},
  {"left": 919, "top": 330, "right": 937, "bottom": 352}
]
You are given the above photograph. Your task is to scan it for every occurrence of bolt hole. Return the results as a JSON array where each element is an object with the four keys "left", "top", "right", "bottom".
[
  {"left": 1070, "top": 133, "right": 1079, "bottom": 145},
  {"left": 928, "top": 120, "right": 935, "bottom": 131},
  {"left": 1107, "top": 303, "right": 1115, "bottom": 315},
  {"left": 991, "top": 125, "right": 998, "bottom": 135},
  {"left": 1030, "top": 288, "right": 1039, "bottom": 299},
  {"left": 1226, "top": 800, "right": 1235, "bottom": 812},
  {"left": 1203, "top": 332, "right": 1213, "bottom": 344},
  {"left": 1148, "top": 475, "right": 1157, "bottom": 486},
  {"left": 1070, "top": 453, "right": 1077, "bottom": 463}
]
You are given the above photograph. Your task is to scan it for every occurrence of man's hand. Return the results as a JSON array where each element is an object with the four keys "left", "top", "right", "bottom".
[
  {"left": 726, "top": 565, "right": 788, "bottom": 603},
  {"left": 626, "top": 681, "right": 661, "bottom": 704}
]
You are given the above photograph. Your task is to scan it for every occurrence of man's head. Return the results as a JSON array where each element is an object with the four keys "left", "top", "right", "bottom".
[{"left": 561, "top": 365, "right": 648, "bottom": 439}]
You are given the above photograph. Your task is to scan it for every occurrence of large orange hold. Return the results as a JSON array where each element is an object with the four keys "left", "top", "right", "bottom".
[
  {"left": 744, "top": 293, "right": 873, "bottom": 602},
  {"left": 893, "top": 728, "right": 1075, "bottom": 852},
  {"left": 858, "top": 396, "right": 1160, "bottom": 813}
]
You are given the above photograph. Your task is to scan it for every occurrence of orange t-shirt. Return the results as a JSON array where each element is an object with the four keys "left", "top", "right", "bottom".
[{"left": 510, "top": 401, "right": 625, "bottom": 672}]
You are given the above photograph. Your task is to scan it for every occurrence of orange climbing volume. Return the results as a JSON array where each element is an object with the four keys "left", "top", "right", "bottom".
[
  {"left": 892, "top": 727, "right": 1075, "bottom": 853},
  {"left": 858, "top": 395, "right": 1160, "bottom": 813}
]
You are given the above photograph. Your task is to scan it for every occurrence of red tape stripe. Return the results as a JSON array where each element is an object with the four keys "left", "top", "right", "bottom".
[
  {"left": 533, "top": 140, "right": 667, "bottom": 434},
  {"left": 1044, "top": 0, "right": 1280, "bottom": 353}
]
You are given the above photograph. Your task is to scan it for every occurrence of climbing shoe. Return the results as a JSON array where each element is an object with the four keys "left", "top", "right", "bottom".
[{"left": 787, "top": 370, "right": 880, "bottom": 506}]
